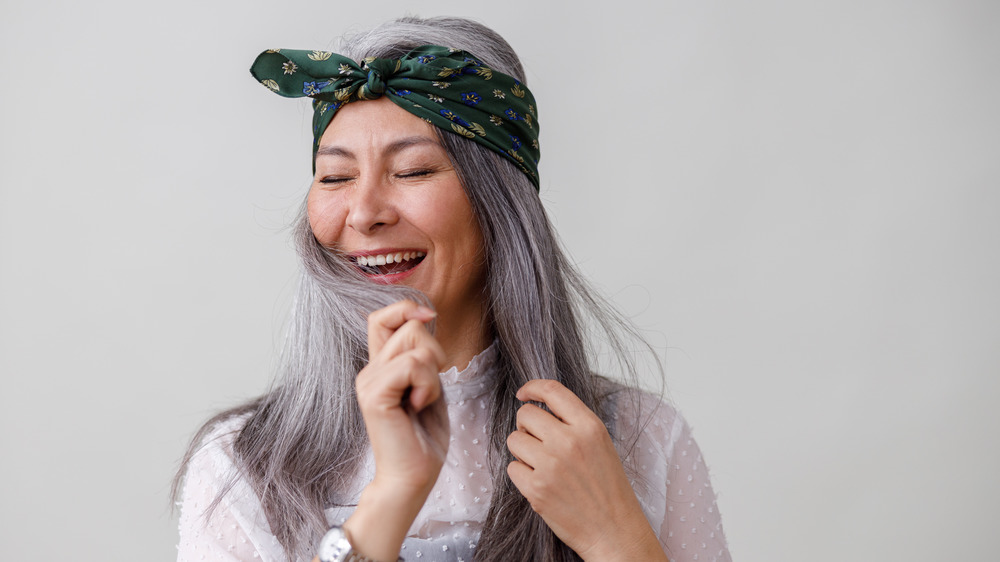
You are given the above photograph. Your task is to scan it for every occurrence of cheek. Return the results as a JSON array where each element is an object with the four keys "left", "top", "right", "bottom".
[
  {"left": 306, "top": 190, "right": 347, "bottom": 246},
  {"left": 426, "top": 194, "right": 484, "bottom": 262}
]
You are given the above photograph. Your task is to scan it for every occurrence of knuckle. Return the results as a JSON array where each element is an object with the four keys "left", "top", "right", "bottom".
[
  {"left": 355, "top": 390, "right": 378, "bottom": 412},
  {"left": 367, "top": 300, "right": 417, "bottom": 326},
  {"left": 355, "top": 366, "right": 372, "bottom": 388},
  {"left": 413, "top": 346, "right": 438, "bottom": 368},
  {"left": 402, "top": 353, "right": 422, "bottom": 371},
  {"left": 537, "top": 379, "right": 562, "bottom": 394},
  {"left": 367, "top": 306, "right": 391, "bottom": 325},
  {"left": 406, "top": 350, "right": 435, "bottom": 374},
  {"left": 528, "top": 477, "right": 554, "bottom": 508},
  {"left": 581, "top": 417, "right": 608, "bottom": 440},
  {"left": 401, "top": 321, "right": 429, "bottom": 343},
  {"left": 515, "top": 403, "right": 529, "bottom": 422}
]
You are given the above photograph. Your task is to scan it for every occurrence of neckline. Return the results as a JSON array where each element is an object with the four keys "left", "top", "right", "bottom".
[{"left": 439, "top": 341, "right": 497, "bottom": 404}]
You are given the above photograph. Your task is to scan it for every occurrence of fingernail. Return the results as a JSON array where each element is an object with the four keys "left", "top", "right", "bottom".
[{"left": 416, "top": 306, "right": 437, "bottom": 318}]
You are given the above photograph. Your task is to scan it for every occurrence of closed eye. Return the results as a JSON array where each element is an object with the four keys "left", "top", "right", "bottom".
[
  {"left": 319, "top": 176, "right": 351, "bottom": 184},
  {"left": 397, "top": 169, "right": 433, "bottom": 179}
]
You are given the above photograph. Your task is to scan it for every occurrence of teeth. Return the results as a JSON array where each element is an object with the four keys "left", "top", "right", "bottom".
[{"left": 355, "top": 251, "right": 425, "bottom": 268}]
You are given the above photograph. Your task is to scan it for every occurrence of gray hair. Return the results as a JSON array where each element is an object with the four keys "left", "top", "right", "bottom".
[{"left": 174, "top": 16, "right": 661, "bottom": 562}]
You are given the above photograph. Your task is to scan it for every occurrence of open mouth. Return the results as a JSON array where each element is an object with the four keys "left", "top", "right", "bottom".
[{"left": 354, "top": 251, "right": 426, "bottom": 276}]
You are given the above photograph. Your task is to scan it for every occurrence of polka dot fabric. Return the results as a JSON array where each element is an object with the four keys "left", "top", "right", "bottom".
[{"left": 177, "top": 345, "right": 730, "bottom": 561}]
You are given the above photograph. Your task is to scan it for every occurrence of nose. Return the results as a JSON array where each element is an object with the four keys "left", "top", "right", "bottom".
[{"left": 345, "top": 173, "right": 398, "bottom": 234}]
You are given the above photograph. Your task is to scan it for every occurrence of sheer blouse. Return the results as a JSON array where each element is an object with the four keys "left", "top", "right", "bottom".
[{"left": 176, "top": 345, "right": 731, "bottom": 561}]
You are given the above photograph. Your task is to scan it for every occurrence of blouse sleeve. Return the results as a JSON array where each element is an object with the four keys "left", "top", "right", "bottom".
[
  {"left": 659, "top": 412, "right": 731, "bottom": 562},
  {"left": 619, "top": 394, "right": 731, "bottom": 562},
  {"left": 176, "top": 419, "right": 285, "bottom": 562}
]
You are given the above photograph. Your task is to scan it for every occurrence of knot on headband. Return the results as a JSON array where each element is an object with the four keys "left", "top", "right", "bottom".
[
  {"left": 249, "top": 45, "right": 541, "bottom": 189},
  {"left": 362, "top": 69, "right": 385, "bottom": 97},
  {"left": 359, "top": 57, "right": 398, "bottom": 99}
]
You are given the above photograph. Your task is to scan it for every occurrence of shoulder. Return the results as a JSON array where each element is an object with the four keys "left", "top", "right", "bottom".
[
  {"left": 177, "top": 412, "right": 285, "bottom": 561},
  {"left": 187, "top": 413, "right": 252, "bottom": 473},
  {"left": 604, "top": 386, "right": 715, "bottom": 495},
  {"left": 177, "top": 413, "right": 255, "bottom": 519},
  {"left": 607, "top": 388, "right": 731, "bottom": 557},
  {"left": 604, "top": 385, "right": 689, "bottom": 454}
]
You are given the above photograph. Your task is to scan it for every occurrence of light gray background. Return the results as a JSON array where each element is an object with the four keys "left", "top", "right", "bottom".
[{"left": 1, "top": 0, "right": 997, "bottom": 560}]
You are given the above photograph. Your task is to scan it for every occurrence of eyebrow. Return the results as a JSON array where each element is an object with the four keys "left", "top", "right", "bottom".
[{"left": 316, "top": 135, "right": 440, "bottom": 159}]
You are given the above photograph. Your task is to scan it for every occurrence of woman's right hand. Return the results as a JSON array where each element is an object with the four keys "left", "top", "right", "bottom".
[{"left": 341, "top": 300, "right": 449, "bottom": 562}]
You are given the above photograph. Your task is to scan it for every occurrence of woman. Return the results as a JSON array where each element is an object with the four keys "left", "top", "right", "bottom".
[{"left": 175, "top": 16, "right": 730, "bottom": 562}]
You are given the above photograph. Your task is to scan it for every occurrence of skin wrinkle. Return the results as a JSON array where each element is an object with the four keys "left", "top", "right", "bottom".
[
  {"left": 175, "top": 16, "right": 673, "bottom": 562},
  {"left": 308, "top": 98, "right": 489, "bottom": 368},
  {"left": 316, "top": 135, "right": 440, "bottom": 159}
]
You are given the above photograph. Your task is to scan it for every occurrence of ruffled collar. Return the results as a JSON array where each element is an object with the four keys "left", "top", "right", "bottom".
[{"left": 439, "top": 341, "right": 497, "bottom": 404}]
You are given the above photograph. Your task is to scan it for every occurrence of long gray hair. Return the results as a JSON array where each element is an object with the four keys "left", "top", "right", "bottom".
[{"left": 174, "top": 16, "right": 661, "bottom": 562}]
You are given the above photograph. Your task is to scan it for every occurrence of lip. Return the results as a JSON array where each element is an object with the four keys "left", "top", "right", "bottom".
[
  {"left": 348, "top": 248, "right": 425, "bottom": 285},
  {"left": 347, "top": 248, "right": 425, "bottom": 259}
]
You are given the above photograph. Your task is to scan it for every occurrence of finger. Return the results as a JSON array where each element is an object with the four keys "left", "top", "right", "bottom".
[
  {"left": 411, "top": 392, "right": 450, "bottom": 461},
  {"left": 515, "top": 402, "right": 562, "bottom": 442},
  {"left": 357, "top": 346, "right": 443, "bottom": 411},
  {"left": 403, "top": 346, "right": 445, "bottom": 411},
  {"left": 375, "top": 318, "right": 446, "bottom": 367},
  {"left": 506, "top": 429, "right": 546, "bottom": 469},
  {"left": 506, "top": 460, "right": 535, "bottom": 500},
  {"left": 516, "top": 379, "right": 594, "bottom": 426},
  {"left": 390, "top": 346, "right": 444, "bottom": 411},
  {"left": 367, "top": 300, "right": 436, "bottom": 360}
]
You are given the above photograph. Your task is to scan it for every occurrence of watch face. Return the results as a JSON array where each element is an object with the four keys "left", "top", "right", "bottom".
[{"left": 317, "top": 526, "right": 353, "bottom": 562}]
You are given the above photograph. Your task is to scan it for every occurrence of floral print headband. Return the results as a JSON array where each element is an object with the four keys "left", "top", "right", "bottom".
[{"left": 250, "top": 45, "right": 541, "bottom": 189}]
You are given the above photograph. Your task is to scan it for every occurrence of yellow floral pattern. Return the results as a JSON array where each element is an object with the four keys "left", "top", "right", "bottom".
[
  {"left": 307, "top": 50, "right": 332, "bottom": 61},
  {"left": 249, "top": 44, "right": 540, "bottom": 187}
]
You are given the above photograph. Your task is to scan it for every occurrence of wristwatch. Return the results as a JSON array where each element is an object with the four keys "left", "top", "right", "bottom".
[{"left": 317, "top": 525, "right": 401, "bottom": 562}]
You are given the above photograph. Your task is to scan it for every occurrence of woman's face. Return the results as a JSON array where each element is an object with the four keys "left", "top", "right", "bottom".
[{"left": 307, "top": 97, "right": 487, "bottom": 324}]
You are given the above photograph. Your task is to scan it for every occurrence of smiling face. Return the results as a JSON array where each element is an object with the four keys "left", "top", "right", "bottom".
[{"left": 307, "top": 97, "right": 488, "bottom": 339}]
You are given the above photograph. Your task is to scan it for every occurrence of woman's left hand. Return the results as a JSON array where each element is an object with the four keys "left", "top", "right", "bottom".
[{"left": 506, "top": 380, "right": 668, "bottom": 562}]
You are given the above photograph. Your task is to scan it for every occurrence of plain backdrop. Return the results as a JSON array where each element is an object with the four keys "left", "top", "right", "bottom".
[{"left": 1, "top": 0, "right": 998, "bottom": 560}]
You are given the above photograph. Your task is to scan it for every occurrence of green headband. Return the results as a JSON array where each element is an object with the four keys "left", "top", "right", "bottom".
[{"left": 250, "top": 45, "right": 540, "bottom": 189}]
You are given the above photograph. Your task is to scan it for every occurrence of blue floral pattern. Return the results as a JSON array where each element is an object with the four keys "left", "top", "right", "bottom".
[
  {"left": 250, "top": 44, "right": 541, "bottom": 187},
  {"left": 439, "top": 109, "right": 472, "bottom": 128}
]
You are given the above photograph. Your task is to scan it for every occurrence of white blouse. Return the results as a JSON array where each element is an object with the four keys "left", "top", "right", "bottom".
[{"left": 177, "top": 346, "right": 731, "bottom": 561}]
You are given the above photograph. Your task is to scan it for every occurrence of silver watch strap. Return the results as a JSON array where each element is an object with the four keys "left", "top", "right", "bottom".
[{"left": 317, "top": 525, "right": 403, "bottom": 562}]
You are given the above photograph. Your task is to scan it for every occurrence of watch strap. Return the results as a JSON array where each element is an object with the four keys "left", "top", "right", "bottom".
[{"left": 317, "top": 525, "right": 403, "bottom": 562}]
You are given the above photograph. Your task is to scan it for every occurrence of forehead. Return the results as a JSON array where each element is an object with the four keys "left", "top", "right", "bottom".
[{"left": 318, "top": 97, "right": 438, "bottom": 148}]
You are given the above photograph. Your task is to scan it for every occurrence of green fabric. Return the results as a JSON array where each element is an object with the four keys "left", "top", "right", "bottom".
[{"left": 250, "top": 45, "right": 540, "bottom": 188}]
